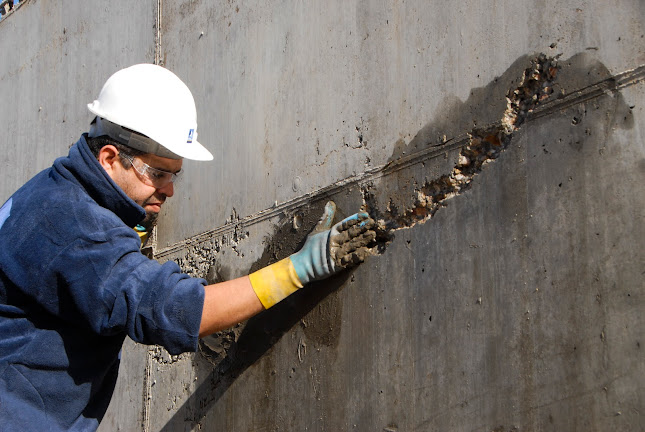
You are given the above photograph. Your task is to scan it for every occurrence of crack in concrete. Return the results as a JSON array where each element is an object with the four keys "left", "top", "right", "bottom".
[{"left": 368, "top": 54, "right": 559, "bottom": 235}]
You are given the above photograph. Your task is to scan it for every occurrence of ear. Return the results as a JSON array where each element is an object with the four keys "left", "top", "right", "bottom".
[{"left": 97, "top": 145, "right": 121, "bottom": 176}]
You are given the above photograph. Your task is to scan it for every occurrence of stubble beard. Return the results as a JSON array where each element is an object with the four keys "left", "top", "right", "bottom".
[
  {"left": 142, "top": 210, "right": 159, "bottom": 229},
  {"left": 140, "top": 196, "right": 161, "bottom": 231}
]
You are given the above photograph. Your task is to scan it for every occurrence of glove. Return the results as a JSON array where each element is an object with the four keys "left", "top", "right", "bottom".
[{"left": 249, "top": 201, "right": 376, "bottom": 308}]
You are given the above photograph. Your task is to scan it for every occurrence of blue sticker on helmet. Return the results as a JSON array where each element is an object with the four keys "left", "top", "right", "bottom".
[{"left": 187, "top": 129, "right": 195, "bottom": 143}]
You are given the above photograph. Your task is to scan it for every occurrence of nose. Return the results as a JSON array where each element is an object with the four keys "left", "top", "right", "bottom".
[{"left": 157, "top": 180, "right": 174, "bottom": 197}]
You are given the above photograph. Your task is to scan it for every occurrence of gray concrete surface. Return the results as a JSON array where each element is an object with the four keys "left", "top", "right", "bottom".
[
  {"left": 0, "top": 0, "right": 157, "bottom": 203},
  {"left": 1, "top": 1, "right": 643, "bottom": 431}
]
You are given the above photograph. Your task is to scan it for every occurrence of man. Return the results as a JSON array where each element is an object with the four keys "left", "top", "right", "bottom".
[{"left": 0, "top": 64, "right": 376, "bottom": 430}]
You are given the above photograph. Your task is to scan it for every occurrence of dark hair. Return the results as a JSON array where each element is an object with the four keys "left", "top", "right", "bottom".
[{"left": 86, "top": 135, "right": 145, "bottom": 167}]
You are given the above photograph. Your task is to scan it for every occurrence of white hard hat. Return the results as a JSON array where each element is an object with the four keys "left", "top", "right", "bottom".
[{"left": 87, "top": 64, "right": 213, "bottom": 161}]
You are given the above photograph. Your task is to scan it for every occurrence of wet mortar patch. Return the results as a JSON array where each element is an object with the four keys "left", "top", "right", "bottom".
[
  {"left": 364, "top": 54, "right": 559, "bottom": 237},
  {"left": 362, "top": 52, "right": 637, "bottom": 244}
]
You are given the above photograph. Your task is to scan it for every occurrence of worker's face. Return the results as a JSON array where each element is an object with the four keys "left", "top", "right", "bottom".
[
  {"left": 122, "top": 153, "right": 182, "bottom": 219},
  {"left": 99, "top": 146, "right": 183, "bottom": 224}
]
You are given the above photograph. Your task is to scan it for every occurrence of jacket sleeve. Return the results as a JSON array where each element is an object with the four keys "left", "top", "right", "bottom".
[{"left": 43, "top": 225, "right": 205, "bottom": 355}]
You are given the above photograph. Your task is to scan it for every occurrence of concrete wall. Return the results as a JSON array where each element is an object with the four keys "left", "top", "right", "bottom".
[
  {"left": 1, "top": 1, "right": 643, "bottom": 431},
  {"left": 0, "top": 0, "right": 157, "bottom": 203}
]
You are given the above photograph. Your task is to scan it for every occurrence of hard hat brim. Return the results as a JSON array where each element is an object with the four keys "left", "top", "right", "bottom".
[{"left": 174, "top": 139, "right": 214, "bottom": 161}]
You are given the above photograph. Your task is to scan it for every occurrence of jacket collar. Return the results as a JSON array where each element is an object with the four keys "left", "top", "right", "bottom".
[{"left": 53, "top": 134, "right": 146, "bottom": 228}]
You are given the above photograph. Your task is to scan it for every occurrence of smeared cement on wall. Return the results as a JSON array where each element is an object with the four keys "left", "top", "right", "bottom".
[
  {"left": 362, "top": 52, "right": 641, "bottom": 237},
  {"left": 363, "top": 54, "right": 559, "bottom": 236}
]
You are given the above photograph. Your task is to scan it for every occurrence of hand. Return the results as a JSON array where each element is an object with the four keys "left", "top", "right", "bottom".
[
  {"left": 248, "top": 201, "right": 376, "bottom": 309},
  {"left": 290, "top": 201, "right": 376, "bottom": 285}
]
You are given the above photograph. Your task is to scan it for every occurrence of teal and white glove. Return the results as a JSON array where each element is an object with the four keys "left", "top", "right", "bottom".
[
  {"left": 249, "top": 201, "right": 376, "bottom": 308},
  {"left": 290, "top": 201, "right": 376, "bottom": 284}
]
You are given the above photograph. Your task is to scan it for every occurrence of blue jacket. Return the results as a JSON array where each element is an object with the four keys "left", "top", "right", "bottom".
[{"left": 0, "top": 135, "right": 206, "bottom": 431}]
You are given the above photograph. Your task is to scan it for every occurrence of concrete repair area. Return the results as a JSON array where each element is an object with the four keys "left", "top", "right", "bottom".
[{"left": 1, "top": 0, "right": 643, "bottom": 430}]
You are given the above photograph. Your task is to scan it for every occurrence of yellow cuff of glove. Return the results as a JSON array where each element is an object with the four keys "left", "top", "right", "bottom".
[{"left": 249, "top": 258, "right": 303, "bottom": 309}]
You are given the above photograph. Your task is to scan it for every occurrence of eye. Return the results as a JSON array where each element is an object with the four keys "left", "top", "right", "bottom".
[{"left": 149, "top": 170, "right": 167, "bottom": 180}]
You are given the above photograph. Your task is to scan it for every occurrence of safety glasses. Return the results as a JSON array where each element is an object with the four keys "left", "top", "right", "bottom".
[{"left": 120, "top": 153, "right": 180, "bottom": 188}]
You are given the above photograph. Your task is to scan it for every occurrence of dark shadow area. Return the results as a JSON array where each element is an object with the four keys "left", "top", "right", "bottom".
[{"left": 159, "top": 276, "right": 352, "bottom": 431}]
